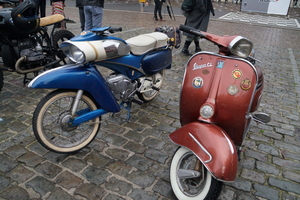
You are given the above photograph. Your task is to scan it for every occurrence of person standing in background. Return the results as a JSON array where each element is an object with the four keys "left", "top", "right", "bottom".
[
  {"left": 34, "top": 0, "right": 46, "bottom": 17},
  {"left": 76, "top": 0, "right": 85, "bottom": 31},
  {"left": 139, "top": 0, "right": 148, "bottom": 12},
  {"left": 51, "top": 0, "right": 66, "bottom": 29},
  {"left": 82, "top": 0, "right": 104, "bottom": 31},
  {"left": 181, "top": 0, "right": 214, "bottom": 55},
  {"left": 154, "top": 0, "right": 165, "bottom": 21}
]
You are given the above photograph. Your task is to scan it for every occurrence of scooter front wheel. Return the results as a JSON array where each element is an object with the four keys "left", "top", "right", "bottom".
[
  {"left": 170, "top": 147, "right": 223, "bottom": 200},
  {"left": 32, "top": 90, "right": 100, "bottom": 153}
]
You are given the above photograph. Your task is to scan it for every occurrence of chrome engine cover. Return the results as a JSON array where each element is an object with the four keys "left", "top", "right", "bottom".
[{"left": 106, "top": 74, "right": 137, "bottom": 102}]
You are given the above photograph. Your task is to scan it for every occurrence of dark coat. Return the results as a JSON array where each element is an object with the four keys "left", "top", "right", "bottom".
[{"left": 184, "top": 0, "right": 214, "bottom": 38}]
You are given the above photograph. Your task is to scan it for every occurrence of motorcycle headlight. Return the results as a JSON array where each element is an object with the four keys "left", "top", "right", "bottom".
[
  {"left": 60, "top": 40, "right": 130, "bottom": 64},
  {"left": 200, "top": 104, "right": 214, "bottom": 119},
  {"left": 229, "top": 36, "right": 253, "bottom": 58},
  {"left": 60, "top": 42, "right": 86, "bottom": 64}
]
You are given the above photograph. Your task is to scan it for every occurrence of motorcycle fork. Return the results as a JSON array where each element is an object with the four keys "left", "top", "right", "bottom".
[{"left": 71, "top": 90, "right": 83, "bottom": 118}]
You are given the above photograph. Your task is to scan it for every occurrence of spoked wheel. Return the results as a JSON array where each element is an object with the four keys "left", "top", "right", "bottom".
[
  {"left": 170, "top": 147, "right": 223, "bottom": 200},
  {"left": 32, "top": 90, "right": 100, "bottom": 153},
  {"left": 52, "top": 29, "right": 75, "bottom": 65},
  {"left": 137, "top": 69, "right": 165, "bottom": 102}
]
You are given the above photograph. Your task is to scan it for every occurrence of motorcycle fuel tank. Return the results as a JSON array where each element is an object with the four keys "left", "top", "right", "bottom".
[{"left": 180, "top": 52, "right": 260, "bottom": 146}]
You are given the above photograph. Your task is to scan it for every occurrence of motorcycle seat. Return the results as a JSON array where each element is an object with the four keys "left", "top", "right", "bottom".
[
  {"left": 126, "top": 32, "right": 168, "bottom": 55},
  {"left": 40, "top": 14, "right": 64, "bottom": 27}
]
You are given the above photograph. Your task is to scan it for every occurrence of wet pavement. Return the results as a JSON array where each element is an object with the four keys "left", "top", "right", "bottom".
[{"left": 0, "top": 1, "right": 300, "bottom": 200}]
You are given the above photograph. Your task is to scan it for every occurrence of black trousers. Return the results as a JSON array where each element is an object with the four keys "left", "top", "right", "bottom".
[{"left": 154, "top": 0, "right": 163, "bottom": 20}]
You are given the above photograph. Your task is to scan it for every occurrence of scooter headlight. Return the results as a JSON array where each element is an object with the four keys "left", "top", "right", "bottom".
[
  {"left": 229, "top": 36, "right": 253, "bottom": 58},
  {"left": 200, "top": 104, "right": 214, "bottom": 119},
  {"left": 60, "top": 42, "right": 86, "bottom": 63}
]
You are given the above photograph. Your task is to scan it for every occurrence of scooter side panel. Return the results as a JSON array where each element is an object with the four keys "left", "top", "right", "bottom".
[
  {"left": 29, "top": 64, "right": 121, "bottom": 113},
  {"left": 180, "top": 52, "right": 258, "bottom": 146},
  {"left": 169, "top": 122, "right": 238, "bottom": 182}
]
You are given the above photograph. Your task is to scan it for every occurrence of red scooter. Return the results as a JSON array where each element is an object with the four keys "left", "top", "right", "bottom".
[{"left": 169, "top": 25, "right": 271, "bottom": 200}]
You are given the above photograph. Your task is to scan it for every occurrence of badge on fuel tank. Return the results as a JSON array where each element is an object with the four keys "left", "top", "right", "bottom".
[{"left": 192, "top": 77, "right": 204, "bottom": 88}]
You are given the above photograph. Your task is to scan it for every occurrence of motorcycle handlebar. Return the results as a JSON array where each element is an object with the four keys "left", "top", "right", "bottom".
[
  {"left": 179, "top": 24, "right": 206, "bottom": 38},
  {"left": 109, "top": 27, "right": 122, "bottom": 33}
]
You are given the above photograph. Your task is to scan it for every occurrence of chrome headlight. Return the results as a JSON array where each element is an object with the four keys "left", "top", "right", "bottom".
[
  {"left": 229, "top": 36, "right": 253, "bottom": 58},
  {"left": 60, "top": 42, "right": 85, "bottom": 63},
  {"left": 200, "top": 104, "right": 214, "bottom": 119},
  {"left": 60, "top": 40, "right": 130, "bottom": 64}
]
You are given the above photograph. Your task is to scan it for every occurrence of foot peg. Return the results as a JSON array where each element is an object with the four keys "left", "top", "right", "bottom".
[
  {"left": 132, "top": 98, "right": 143, "bottom": 105},
  {"left": 253, "top": 113, "right": 271, "bottom": 124},
  {"left": 152, "top": 86, "right": 160, "bottom": 91}
]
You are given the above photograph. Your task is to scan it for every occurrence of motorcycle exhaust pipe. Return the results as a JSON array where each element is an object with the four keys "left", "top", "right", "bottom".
[{"left": 15, "top": 56, "right": 45, "bottom": 74}]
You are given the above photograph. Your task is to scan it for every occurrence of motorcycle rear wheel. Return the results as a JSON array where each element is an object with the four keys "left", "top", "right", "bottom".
[
  {"left": 170, "top": 147, "right": 223, "bottom": 200},
  {"left": 32, "top": 90, "right": 100, "bottom": 153},
  {"left": 137, "top": 69, "right": 165, "bottom": 102},
  {"left": 52, "top": 29, "right": 75, "bottom": 65}
]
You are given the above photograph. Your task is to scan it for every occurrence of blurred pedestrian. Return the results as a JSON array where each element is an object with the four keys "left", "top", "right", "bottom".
[
  {"left": 34, "top": 0, "right": 46, "bottom": 17},
  {"left": 76, "top": 0, "right": 85, "bottom": 31},
  {"left": 294, "top": 0, "right": 298, "bottom": 6},
  {"left": 139, "top": 0, "right": 148, "bottom": 12},
  {"left": 51, "top": 0, "right": 66, "bottom": 29},
  {"left": 181, "top": 0, "right": 214, "bottom": 55},
  {"left": 154, "top": 0, "right": 165, "bottom": 21},
  {"left": 82, "top": 0, "right": 104, "bottom": 30}
]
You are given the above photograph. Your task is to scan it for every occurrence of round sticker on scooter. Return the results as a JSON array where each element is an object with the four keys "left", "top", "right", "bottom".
[
  {"left": 192, "top": 77, "right": 204, "bottom": 88},
  {"left": 228, "top": 85, "right": 239, "bottom": 95},
  {"left": 241, "top": 79, "right": 252, "bottom": 90},
  {"left": 232, "top": 69, "right": 243, "bottom": 79}
]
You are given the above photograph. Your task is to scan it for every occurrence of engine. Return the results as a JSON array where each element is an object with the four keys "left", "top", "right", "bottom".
[{"left": 106, "top": 74, "right": 137, "bottom": 102}]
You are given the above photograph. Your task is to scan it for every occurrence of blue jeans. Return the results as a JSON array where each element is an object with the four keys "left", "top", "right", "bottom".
[{"left": 84, "top": 6, "right": 103, "bottom": 31}]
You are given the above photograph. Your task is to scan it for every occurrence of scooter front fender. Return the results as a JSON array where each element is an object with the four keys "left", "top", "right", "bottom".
[
  {"left": 28, "top": 64, "right": 120, "bottom": 113},
  {"left": 169, "top": 122, "right": 238, "bottom": 182}
]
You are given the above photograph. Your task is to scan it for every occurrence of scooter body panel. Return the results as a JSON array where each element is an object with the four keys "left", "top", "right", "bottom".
[
  {"left": 180, "top": 52, "right": 260, "bottom": 146},
  {"left": 169, "top": 122, "right": 238, "bottom": 182},
  {"left": 28, "top": 64, "right": 121, "bottom": 113}
]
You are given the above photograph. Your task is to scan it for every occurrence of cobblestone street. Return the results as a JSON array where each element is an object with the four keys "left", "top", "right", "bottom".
[{"left": 0, "top": 2, "right": 300, "bottom": 200}]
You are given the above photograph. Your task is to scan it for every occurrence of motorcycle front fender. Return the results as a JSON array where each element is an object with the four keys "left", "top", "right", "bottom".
[
  {"left": 28, "top": 64, "right": 120, "bottom": 113},
  {"left": 169, "top": 122, "right": 238, "bottom": 182}
]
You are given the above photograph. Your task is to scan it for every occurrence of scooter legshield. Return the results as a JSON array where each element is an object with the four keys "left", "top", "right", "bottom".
[
  {"left": 169, "top": 122, "right": 238, "bottom": 182},
  {"left": 28, "top": 64, "right": 121, "bottom": 113}
]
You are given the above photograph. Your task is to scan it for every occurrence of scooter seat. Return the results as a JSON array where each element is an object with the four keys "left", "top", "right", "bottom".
[{"left": 126, "top": 32, "right": 168, "bottom": 55}]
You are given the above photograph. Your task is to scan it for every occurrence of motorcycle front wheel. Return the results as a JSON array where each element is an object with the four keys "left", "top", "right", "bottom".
[
  {"left": 32, "top": 90, "right": 100, "bottom": 153},
  {"left": 137, "top": 69, "right": 165, "bottom": 102},
  {"left": 170, "top": 147, "right": 223, "bottom": 200}
]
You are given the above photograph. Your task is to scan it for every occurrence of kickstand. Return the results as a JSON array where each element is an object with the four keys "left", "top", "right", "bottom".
[{"left": 120, "top": 101, "right": 132, "bottom": 121}]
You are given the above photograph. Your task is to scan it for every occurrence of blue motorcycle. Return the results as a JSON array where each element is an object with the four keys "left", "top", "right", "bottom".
[{"left": 28, "top": 27, "right": 173, "bottom": 153}]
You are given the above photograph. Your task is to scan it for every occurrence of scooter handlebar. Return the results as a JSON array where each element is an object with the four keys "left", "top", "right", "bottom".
[
  {"left": 179, "top": 24, "right": 206, "bottom": 38},
  {"left": 109, "top": 27, "right": 122, "bottom": 33}
]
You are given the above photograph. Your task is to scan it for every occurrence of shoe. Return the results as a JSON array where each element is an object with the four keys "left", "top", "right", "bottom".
[
  {"left": 181, "top": 48, "right": 191, "bottom": 56},
  {"left": 195, "top": 47, "right": 202, "bottom": 53}
]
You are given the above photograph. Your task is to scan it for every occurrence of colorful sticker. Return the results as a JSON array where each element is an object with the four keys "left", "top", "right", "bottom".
[
  {"left": 217, "top": 60, "right": 225, "bottom": 69},
  {"left": 241, "top": 79, "right": 252, "bottom": 90},
  {"left": 228, "top": 85, "right": 239, "bottom": 95},
  {"left": 192, "top": 77, "right": 204, "bottom": 88},
  {"left": 232, "top": 69, "right": 243, "bottom": 79}
]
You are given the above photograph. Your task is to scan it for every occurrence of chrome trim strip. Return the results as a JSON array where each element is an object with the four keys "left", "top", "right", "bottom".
[{"left": 188, "top": 132, "right": 212, "bottom": 163}]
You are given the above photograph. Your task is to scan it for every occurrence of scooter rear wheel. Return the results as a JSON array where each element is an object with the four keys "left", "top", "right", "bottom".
[
  {"left": 170, "top": 147, "right": 223, "bottom": 200},
  {"left": 32, "top": 90, "right": 100, "bottom": 153},
  {"left": 137, "top": 69, "right": 165, "bottom": 102}
]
